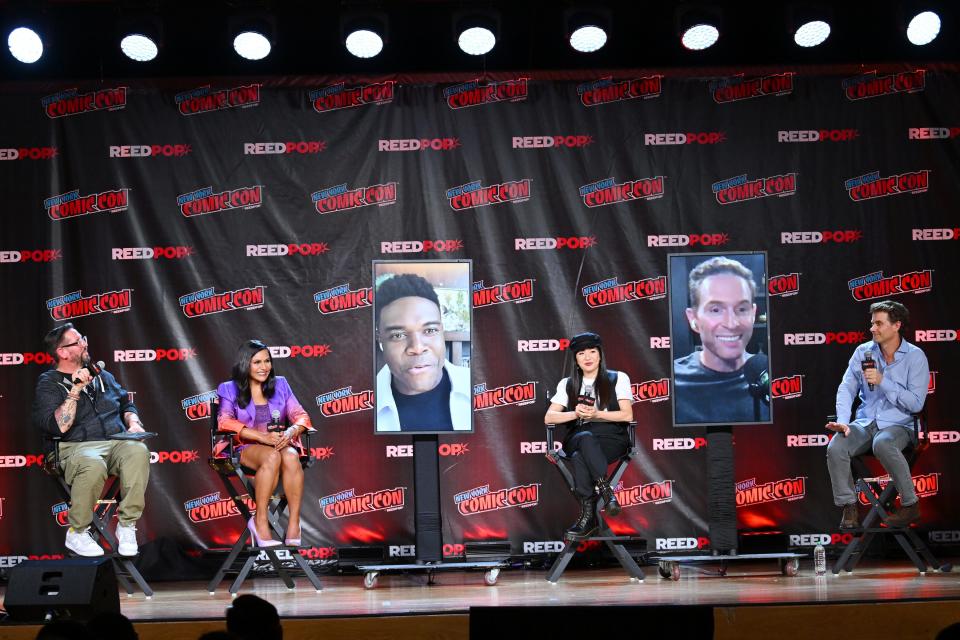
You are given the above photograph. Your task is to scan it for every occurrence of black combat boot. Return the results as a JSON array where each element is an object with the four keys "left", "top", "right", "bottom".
[
  {"left": 565, "top": 497, "right": 598, "bottom": 540},
  {"left": 596, "top": 479, "right": 621, "bottom": 517}
]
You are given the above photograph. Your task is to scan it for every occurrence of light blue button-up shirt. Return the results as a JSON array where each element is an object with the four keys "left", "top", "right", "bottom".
[{"left": 836, "top": 338, "right": 929, "bottom": 429}]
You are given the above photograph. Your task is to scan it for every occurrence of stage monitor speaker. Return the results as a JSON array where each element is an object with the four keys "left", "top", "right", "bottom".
[{"left": 4, "top": 558, "right": 120, "bottom": 622}]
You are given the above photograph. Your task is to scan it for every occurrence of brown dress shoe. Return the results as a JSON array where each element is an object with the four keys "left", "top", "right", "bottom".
[
  {"left": 885, "top": 501, "right": 920, "bottom": 528},
  {"left": 840, "top": 503, "right": 860, "bottom": 529}
]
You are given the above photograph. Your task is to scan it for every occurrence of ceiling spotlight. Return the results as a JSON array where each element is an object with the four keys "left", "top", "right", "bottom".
[
  {"left": 7, "top": 26, "right": 43, "bottom": 63},
  {"left": 120, "top": 34, "right": 158, "bottom": 61},
  {"left": 789, "top": 6, "right": 832, "bottom": 48},
  {"left": 682, "top": 24, "right": 719, "bottom": 50},
  {"left": 118, "top": 15, "right": 162, "bottom": 62},
  {"left": 794, "top": 20, "right": 830, "bottom": 47},
  {"left": 906, "top": 10, "right": 940, "bottom": 45},
  {"left": 234, "top": 31, "right": 270, "bottom": 60},
  {"left": 342, "top": 13, "right": 386, "bottom": 59},
  {"left": 677, "top": 6, "right": 722, "bottom": 51},
  {"left": 567, "top": 9, "right": 610, "bottom": 53},
  {"left": 455, "top": 12, "right": 498, "bottom": 56},
  {"left": 230, "top": 15, "right": 274, "bottom": 61},
  {"left": 346, "top": 29, "right": 382, "bottom": 58}
]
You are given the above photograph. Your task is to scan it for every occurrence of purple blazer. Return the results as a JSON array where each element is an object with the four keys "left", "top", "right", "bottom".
[{"left": 216, "top": 376, "right": 313, "bottom": 454}]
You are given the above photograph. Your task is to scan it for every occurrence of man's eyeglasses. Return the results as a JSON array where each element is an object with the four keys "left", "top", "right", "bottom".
[{"left": 58, "top": 335, "right": 87, "bottom": 349}]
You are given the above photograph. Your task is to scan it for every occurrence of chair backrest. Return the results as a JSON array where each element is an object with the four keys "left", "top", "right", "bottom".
[{"left": 209, "top": 398, "right": 236, "bottom": 463}]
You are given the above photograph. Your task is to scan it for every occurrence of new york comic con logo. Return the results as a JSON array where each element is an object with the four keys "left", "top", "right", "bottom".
[
  {"left": 313, "top": 283, "right": 372, "bottom": 314},
  {"left": 771, "top": 375, "right": 803, "bottom": 399},
  {"left": 42, "top": 87, "right": 127, "bottom": 118},
  {"left": 453, "top": 483, "right": 539, "bottom": 515},
  {"left": 51, "top": 502, "right": 71, "bottom": 526},
  {"left": 46, "top": 290, "right": 131, "bottom": 320},
  {"left": 769, "top": 273, "right": 800, "bottom": 297},
  {"left": 843, "top": 69, "right": 925, "bottom": 101},
  {"left": 473, "top": 381, "right": 537, "bottom": 410},
  {"left": 177, "top": 185, "right": 263, "bottom": 217},
  {"left": 735, "top": 476, "right": 806, "bottom": 506},
  {"left": 174, "top": 84, "right": 260, "bottom": 115},
  {"left": 632, "top": 378, "right": 670, "bottom": 403},
  {"left": 711, "top": 173, "right": 796, "bottom": 204},
  {"left": 579, "top": 176, "right": 665, "bottom": 206},
  {"left": 844, "top": 170, "right": 929, "bottom": 201},
  {"left": 184, "top": 492, "right": 255, "bottom": 523},
  {"left": 613, "top": 479, "right": 674, "bottom": 508},
  {"left": 576, "top": 76, "right": 662, "bottom": 106},
  {"left": 443, "top": 78, "right": 528, "bottom": 109},
  {"left": 311, "top": 182, "right": 397, "bottom": 214},
  {"left": 472, "top": 279, "right": 534, "bottom": 307},
  {"left": 320, "top": 487, "right": 406, "bottom": 519},
  {"left": 310, "top": 81, "right": 395, "bottom": 112},
  {"left": 581, "top": 276, "right": 666, "bottom": 308},
  {"left": 446, "top": 180, "right": 531, "bottom": 210},
  {"left": 711, "top": 73, "right": 793, "bottom": 103},
  {"left": 847, "top": 270, "right": 933, "bottom": 301},
  {"left": 315, "top": 386, "right": 373, "bottom": 417},
  {"left": 44, "top": 188, "right": 129, "bottom": 221},
  {"left": 857, "top": 473, "right": 939, "bottom": 504},
  {"left": 178, "top": 286, "right": 265, "bottom": 317},
  {"left": 181, "top": 390, "right": 218, "bottom": 421}
]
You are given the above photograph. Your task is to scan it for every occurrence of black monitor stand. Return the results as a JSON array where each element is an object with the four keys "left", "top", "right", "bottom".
[
  {"left": 706, "top": 426, "right": 737, "bottom": 553},
  {"left": 413, "top": 434, "right": 442, "bottom": 562},
  {"left": 354, "top": 432, "right": 506, "bottom": 589}
]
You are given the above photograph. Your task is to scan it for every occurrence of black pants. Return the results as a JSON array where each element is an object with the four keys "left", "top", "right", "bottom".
[{"left": 564, "top": 426, "right": 629, "bottom": 498}]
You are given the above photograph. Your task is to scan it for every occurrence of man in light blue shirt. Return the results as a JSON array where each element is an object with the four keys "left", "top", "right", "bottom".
[{"left": 825, "top": 300, "right": 929, "bottom": 529}]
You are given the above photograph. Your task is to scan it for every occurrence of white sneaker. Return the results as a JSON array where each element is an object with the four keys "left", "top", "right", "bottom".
[
  {"left": 65, "top": 527, "right": 104, "bottom": 557},
  {"left": 116, "top": 523, "right": 139, "bottom": 557}
]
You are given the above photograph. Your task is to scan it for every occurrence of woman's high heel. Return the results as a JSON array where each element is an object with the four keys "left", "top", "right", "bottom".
[
  {"left": 247, "top": 517, "right": 281, "bottom": 547},
  {"left": 284, "top": 526, "right": 301, "bottom": 547}
]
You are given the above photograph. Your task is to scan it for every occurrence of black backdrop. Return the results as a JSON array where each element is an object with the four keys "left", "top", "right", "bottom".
[{"left": 1, "top": 63, "right": 958, "bottom": 565}]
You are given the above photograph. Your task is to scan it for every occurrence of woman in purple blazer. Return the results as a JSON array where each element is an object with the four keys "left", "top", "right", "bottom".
[{"left": 217, "top": 339, "right": 314, "bottom": 547}]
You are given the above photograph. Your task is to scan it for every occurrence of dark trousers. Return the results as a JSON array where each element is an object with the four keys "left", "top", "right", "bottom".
[{"left": 565, "top": 427, "right": 629, "bottom": 498}]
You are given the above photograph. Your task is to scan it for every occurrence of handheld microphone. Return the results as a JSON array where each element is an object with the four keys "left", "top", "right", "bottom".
[
  {"left": 577, "top": 383, "right": 595, "bottom": 426},
  {"left": 862, "top": 352, "right": 875, "bottom": 391},
  {"left": 269, "top": 409, "right": 283, "bottom": 432},
  {"left": 72, "top": 361, "right": 104, "bottom": 384},
  {"left": 744, "top": 353, "right": 770, "bottom": 405}
]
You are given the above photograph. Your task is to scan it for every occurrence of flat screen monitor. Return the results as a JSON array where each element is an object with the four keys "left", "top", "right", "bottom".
[
  {"left": 372, "top": 260, "right": 473, "bottom": 434},
  {"left": 668, "top": 252, "right": 772, "bottom": 427}
]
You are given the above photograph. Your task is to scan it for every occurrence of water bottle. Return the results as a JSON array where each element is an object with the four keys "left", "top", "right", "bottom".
[{"left": 814, "top": 543, "right": 826, "bottom": 576}]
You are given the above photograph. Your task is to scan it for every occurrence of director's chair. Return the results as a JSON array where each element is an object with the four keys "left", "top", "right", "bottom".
[
  {"left": 544, "top": 420, "right": 645, "bottom": 582},
  {"left": 830, "top": 411, "right": 952, "bottom": 575},
  {"left": 43, "top": 436, "right": 154, "bottom": 598},
  {"left": 206, "top": 400, "right": 323, "bottom": 594}
]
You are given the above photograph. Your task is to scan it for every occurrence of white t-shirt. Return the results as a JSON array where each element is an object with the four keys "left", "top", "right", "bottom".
[{"left": 550, "top": 371, "right": 632, "bottom": 408}]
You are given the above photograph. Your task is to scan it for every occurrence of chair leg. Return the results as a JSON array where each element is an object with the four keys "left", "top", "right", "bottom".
[
  {"left": 291, "top": 551, "right": 323, "bottom": 591},
  {"left": 264, "top": 548, "right": 295, "bottom": 589},
  {"left": 117, "top": 558, "right": 154, "bottom": 597},
  {"left": 891, "top": 532, "right": 929, "bottom": 572},
  {"left": 603, "top": 541, "right": 644, "bottom": 580},
  {"left": 229, "top": 556, "right": 258, "bottom": 595},
  {"left": 207, "top": 530, "right": 249, "bottom": 593},
  {"left": 545, "top": 540, "right": 578, "bottom": 583}
]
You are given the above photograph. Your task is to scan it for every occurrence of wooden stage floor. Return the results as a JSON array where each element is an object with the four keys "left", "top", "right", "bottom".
[
  {"left": 4, "top": 559, "right": 958, "bottom": 620},
  {"left": 2, "top": 559, "right": 958, "bottom": 640}
]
